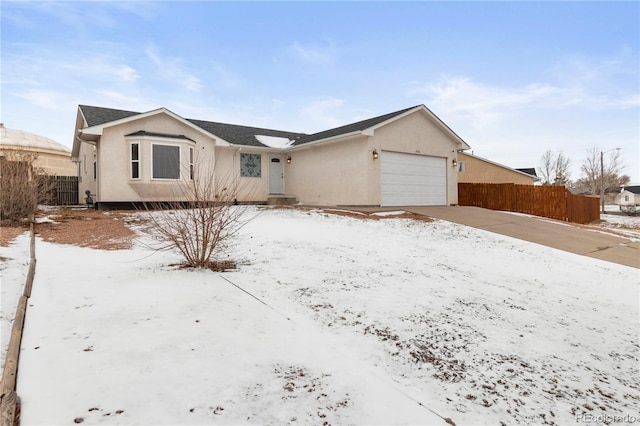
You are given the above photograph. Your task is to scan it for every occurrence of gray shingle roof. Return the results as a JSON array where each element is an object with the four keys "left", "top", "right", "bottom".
[
  {"left": 623, "top": 185, "right": 640, "bottom": 194},
  {"left": 516, "top": 168, "right": 538, "bottom": 177},
  {"left": 80, "top": 105, "right": 140, "bottom": 127},
  {"left": 78, "top": 104, "right": 423, "bottom": 148},
  {"left": 292, "top": 105, "right": 419, "bottom": 146},
  {"left": 187, "top": 119, "right": 305, "bottom": 147}
]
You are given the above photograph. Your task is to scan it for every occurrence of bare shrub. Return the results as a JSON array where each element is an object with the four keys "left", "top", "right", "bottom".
[
  {"left": 139, "top": 158, "right": 255, "bottom": 269},
  {"left": 0, "top": 150, "right": 50, "bottom": 224}
]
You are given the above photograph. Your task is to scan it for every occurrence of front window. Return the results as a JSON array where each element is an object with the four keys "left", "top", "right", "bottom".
[
  {"left": 152, "top": 144, "right": 180, "bottom": 179},
  {"left": 240, "top": 153, "right": 261, "bottom": 177},
  {"left": 189, "top": 147, "right": 194, "bottom": 180},
  {"left": 131, "top": 142, "right": 140, "bottom": 179}
]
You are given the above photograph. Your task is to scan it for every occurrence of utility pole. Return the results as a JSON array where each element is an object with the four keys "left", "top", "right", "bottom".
[{"left": 600, "top": 150, "right": 604, "bottom": 214}]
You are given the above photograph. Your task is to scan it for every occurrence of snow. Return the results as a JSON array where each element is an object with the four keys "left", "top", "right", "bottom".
[
  {"left": 601, "top": 212, "right": 640, "bottom": 230},
  {"left": 255, "top": 135, "right": 294, "bottom": 148},
  {"left": 2, "top": 207, "right": 639, "bottom": 425}
]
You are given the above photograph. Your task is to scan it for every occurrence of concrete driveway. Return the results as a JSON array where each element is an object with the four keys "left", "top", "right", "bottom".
[{"left": 356, "top": 206, "right": 639, "bottom": 269}]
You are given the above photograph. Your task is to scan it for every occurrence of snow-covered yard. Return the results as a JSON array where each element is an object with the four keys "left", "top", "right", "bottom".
[{"left": 1, "top": 206, "right": 639, "bottom": 425}]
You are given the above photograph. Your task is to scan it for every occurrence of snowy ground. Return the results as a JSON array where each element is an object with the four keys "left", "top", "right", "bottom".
[{"left": 2, "top": 206, "right": 639, "bottom": 425}]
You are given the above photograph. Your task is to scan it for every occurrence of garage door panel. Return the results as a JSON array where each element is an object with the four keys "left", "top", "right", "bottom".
[{"left": 381, "top": 151, "right": 446, "bottom": 206}]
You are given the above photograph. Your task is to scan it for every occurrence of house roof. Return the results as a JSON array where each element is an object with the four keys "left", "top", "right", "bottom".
[
  {"left": 516, "top": 168, "right": 538, "bottom": 177},
  {"left": 80, "top": 105, "right": 140, "bottom": 127},
  {"left": 77, "top": 104, "right": 470, "bottom": 150},
  {"left": 125, "top": 130, "right": 195, "bottom": 142},
  {"left": 291, "top": 106, "right": 417, "bottom": 146},
  {"left": 622, "top": 185, "right": 640, "bottom": 194},
  {"left": 187, "top": 119, "right": 305, "bottom": 148}
]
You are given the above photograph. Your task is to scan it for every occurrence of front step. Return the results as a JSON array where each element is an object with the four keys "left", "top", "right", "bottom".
[{"left": 267, "top": 195, "right": 298, "bottom": 206}]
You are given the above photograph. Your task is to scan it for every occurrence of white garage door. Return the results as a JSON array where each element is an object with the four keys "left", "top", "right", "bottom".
[{"left": 381, "top": 151, "right": 447, "bottom": 206}]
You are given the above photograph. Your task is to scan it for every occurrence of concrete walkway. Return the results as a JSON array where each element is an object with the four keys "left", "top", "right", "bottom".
[{"left": 355, "top": 206, "right": 639, "bottom": 269}]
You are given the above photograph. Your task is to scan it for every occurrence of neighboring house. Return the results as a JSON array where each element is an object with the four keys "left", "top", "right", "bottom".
[
  {"left": 516, "top": 168, "right": 539, "bottom": 179},
  {"left": 457, "top": 152, "right": 538, "bottom": 185},
  {"left": 71, "top": 104, "right": 470, "bottom": 208},
  {"left": 616, "top": 185, "right": 640, "bottom": 205},
  {"left": 1, "top": 123, "right": 76, "bottom": 176}
]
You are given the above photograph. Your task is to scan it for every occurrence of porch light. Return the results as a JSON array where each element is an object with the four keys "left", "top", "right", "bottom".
[
  {"left": 372, "top": 149, "right": 379, "bottom": 160},
  {"left": 452, "top": 158, "right": 458, "bottom": 167},
  {"left": 287, "top": 155, "right": 291, "bottom": 164}
]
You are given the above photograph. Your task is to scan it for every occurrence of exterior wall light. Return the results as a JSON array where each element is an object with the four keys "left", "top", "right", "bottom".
[
  {"left": 287, "top": 155, "right": 291, "bottom": 164},
  {"left": 373, "top": 149, "right": 379, "bottom": 160},
  {"left": 452, "top": 158, "right": 458, "bottom": 167}
]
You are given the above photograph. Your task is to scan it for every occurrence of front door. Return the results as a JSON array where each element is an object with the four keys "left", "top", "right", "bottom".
[{"left": 269, "top": 156, "right": 284, "bottom": 194}]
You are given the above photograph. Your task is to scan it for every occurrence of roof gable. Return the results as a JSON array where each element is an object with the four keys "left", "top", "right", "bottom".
[
  {"left": 292, "top": 106, "right": 418, "bottom": 146},
  {"left": 292, "top": 104, "right": 471, "bottom": 150}
]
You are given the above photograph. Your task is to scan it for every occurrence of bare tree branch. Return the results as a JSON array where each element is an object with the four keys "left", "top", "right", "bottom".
[
  {"left": 1, "top": 150, "right": 51, "bottom": 224},
  {"left": 137, "top": 152, "right": 257, "bottom": 269},
  {"left": 537, "top": 150, "right": 571, "bottom": 186}
]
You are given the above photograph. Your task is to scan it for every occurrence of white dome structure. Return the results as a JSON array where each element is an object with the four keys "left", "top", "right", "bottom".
[{"left": 0, "top": 123, "right": 76, "bottom": 176}]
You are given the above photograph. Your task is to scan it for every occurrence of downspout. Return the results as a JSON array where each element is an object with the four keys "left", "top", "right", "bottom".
[{"left": 76, "top": 136, "right": 98, "bottom": 208}]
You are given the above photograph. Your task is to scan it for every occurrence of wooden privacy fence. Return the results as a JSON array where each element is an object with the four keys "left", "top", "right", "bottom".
[
  {"left": 458, "top": 183, "right": 600, "bottom": 224},
  {"left": 38, "top": 175, "right": 79, "bottom": 205}
]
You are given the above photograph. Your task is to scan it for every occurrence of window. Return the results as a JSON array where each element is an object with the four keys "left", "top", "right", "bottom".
[
  {"left": 625, "top": 195, "right": 629, "bottom": 202},
  {"left": 152, "top": 144, "right": 180, "bottom": 179},
  {"left": 240, "top": 153, "right": 261, "bottom": 177},
  {"left": 93, "top": 161, "right": 97, "bottom": 180},
  {"left": 189, "top": 147, "right": 194, "bottom": 180},
  {"left": 131, "top": 142, "right": 140, "bottom": 179},
  {"left": 457, "top": 161, "right": 465, "bottom": 172}
]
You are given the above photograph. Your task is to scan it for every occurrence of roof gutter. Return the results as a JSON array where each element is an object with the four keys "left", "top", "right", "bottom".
[{"left": 288, "top": 130, "right": 366, "bottom": 151}]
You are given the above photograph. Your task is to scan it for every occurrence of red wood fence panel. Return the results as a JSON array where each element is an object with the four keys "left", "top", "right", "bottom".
[
  {"left": 458, "top": 183, "right": 600, "bottom": 224},
  {"left": 566, "top": 191, "right": 600, "bottom": 224}
]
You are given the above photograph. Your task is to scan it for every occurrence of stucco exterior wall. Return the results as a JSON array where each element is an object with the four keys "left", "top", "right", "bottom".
[
  {"left": 616, "top": 190, "right": 638, "bottom": 205},
  {"left": 214, "top": 147, "right": 271, "bottom": 202},
  {"left": 368, "top": 110, "right": 460, "bottom": 205},
  {"left": 286, "top": 110, "right": 462, "bottom": 206},
  {"left": 94, "top": 113, "right": 217, "bottom": 203},
  {"left": 457, "top": 153, "right": 535, "bottom": 185},
  {"left": 88, "top": 112, "right": 276, "bottom": 204},
  {"left": 76, "top": 142, "right": 97, "bottom": 202},
  {"left": 285, "top": 136, "right": 369, "bottom": 206}
]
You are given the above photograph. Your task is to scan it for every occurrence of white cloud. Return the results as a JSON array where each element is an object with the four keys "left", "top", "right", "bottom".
[
  {"left": 92, "top": 90, "right": 152, "bottom": 112},
  {"left": 145, "top": 48, "right": 203, "bottom": 92},
  {"left": 407, "top": 77, "right": 558, "bottom": 128},
  {"left": 408, "top": 57, "right": 639, "bottom": 133},
  {"left": 115, "top": 65, "right": 139, "bottom": 83},
  {"left": 210, "top": 63, "right": 242, "bottom": 89},
  {"left": 300, "top": 98, "right": 346, "bottom": 131},
  {"left": 12, "top": 89, "right": 77, "bottom": 111},
  {"left": 3, "top": 1, "right": 162, "bottom": 32},
  {"left": 287, "top": 40, "right": 336, "bottom": 65}
]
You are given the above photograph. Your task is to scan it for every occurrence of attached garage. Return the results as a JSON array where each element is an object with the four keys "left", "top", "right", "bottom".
[{"left": 380, "top": 151, "right": 447, "bottom": 206}]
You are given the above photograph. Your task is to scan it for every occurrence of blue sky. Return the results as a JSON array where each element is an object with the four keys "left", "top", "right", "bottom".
[{"left": 2, "top": 1, "right": 639, "bottom": 181}]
